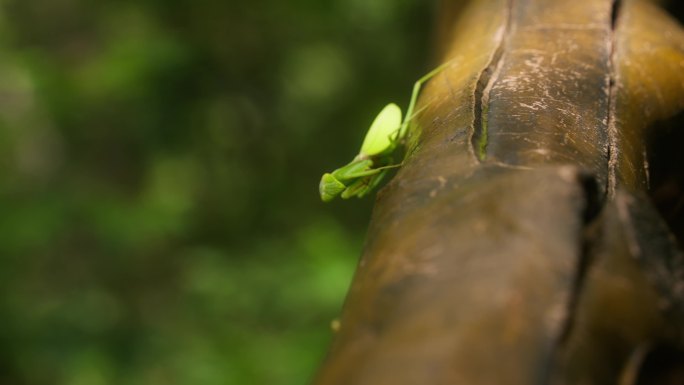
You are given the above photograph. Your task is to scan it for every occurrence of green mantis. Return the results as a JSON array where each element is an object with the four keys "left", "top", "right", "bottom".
[{"left": 319, "top": 61, "right": 452, "bottom": 202}]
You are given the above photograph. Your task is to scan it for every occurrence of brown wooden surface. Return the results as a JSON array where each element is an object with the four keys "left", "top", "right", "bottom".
[{"left": 313, "top": 1, "right": 684, "bottom": 384}]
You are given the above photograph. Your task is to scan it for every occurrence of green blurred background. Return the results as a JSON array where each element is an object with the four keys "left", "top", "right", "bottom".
[{"left": 0, "top": 0, "right": 434, "bottom": 384}]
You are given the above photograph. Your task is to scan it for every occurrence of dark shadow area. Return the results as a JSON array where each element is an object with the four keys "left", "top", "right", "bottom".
[
  {"left": 664, "top": 0, "right": 684, "bottom": 25},
  {"left": 646, "top": 110, "right": 684, "bottom": 248},
  {"left": 627, "top": 344, "right": 684, "bottom": 385}
]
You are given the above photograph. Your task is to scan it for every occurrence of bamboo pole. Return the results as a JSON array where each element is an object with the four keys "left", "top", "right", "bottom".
[{"left": 313, "top": 1, "right": 684, "bottom": 383}]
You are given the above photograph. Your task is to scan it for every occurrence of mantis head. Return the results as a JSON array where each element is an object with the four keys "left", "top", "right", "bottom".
[{"left": 319, "top": 173, "right": 346, "bottom": 202}]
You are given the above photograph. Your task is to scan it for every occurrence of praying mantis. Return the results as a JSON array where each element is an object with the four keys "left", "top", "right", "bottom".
[{"left": 319, "top": 61, "right": 452, "bottom": 202}]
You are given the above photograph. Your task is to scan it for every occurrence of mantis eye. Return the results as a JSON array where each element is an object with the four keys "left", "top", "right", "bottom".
[{"left": 319, "top": 173, "right": 346, "bottom": 202}]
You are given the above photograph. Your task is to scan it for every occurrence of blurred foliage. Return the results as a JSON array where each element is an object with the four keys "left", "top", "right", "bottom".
[{"left": 0, "top": 0, "right": 432, "bottom": 384}]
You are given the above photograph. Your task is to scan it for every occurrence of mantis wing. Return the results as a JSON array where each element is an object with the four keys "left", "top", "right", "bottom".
[{"left": 359, "top": 103, "right": 402, "bottom": 157}]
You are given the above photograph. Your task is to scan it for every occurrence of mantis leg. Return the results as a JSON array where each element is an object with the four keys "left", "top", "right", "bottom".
[
  {"left": 330, "top": 159, "right": 375, "bottom": 182},
  {"left": 333, "top": 160, "right": 402, "bottom": 181},
  {"left": 357, "top": 169, "right": 390, "bottom": 198},
  {"left": 340, "top": 162, "right": 403, "bottom": 199},
  {"left": 341, "top": 169, "right": 391, "bottom": 199},
  {"left": 341, "top": 177, "right": 372, "bottom": 199},
  {"left": 398, "top": 59, "right": 455, "bottom": 138}
]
